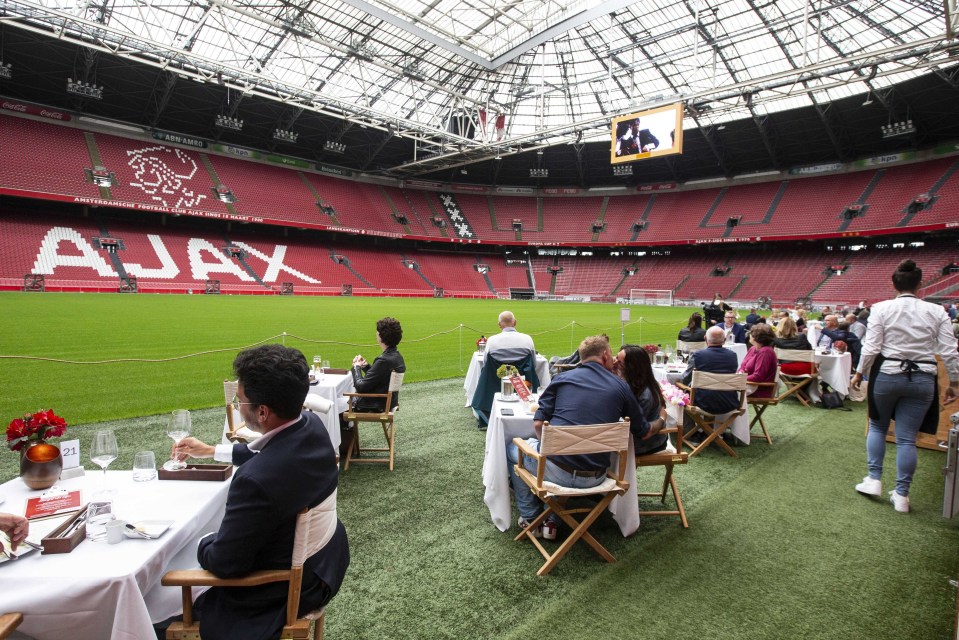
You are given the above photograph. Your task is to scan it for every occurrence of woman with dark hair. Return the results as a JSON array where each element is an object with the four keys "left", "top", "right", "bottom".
[
  {"left": 351, "top": 316, "right": 406, "bottom": 412},
  {"left": 852, "top": 260, "right": 959, "bottom": 513},
  {"left": 678, "top": 312, "right": 707, "bottom": 342},
  {"left": 774, "top": 316, "right": 813, "bottom": 376},
  {"left": 739, "top": 323, "right": 778, "bottom": 398},
  {"left": 614, "top": 345, "right": 669, "bottom": 455}
]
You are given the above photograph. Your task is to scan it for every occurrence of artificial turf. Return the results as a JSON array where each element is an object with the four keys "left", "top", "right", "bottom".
[{"left": 1, "top": 292, "right": 957, "bottom": 639}]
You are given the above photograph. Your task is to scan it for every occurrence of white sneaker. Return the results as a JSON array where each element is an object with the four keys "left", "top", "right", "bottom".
[
  {"left": 889, "top": 490, "right": 910, "bottom": 513},
  {"left": 517, "top": 517, "right": 541, "bottom": 538},
  {"left": 855, "top": 476, "right": 882, "bottom": 496}
]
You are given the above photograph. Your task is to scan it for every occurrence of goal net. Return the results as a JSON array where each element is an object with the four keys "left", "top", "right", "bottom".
[{"left": 628, "top": 289, "right": 673, "bottom": 306}]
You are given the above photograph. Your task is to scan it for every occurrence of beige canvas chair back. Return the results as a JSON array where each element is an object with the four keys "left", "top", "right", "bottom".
[
  {"left": 539, "top": 422, "right": 629, "bottom": 456},
  {"left": 224, "top": 379, "right": 241, "bottom": 430},
  {"left": 775, "top": 348, "right": 816, "bottom": 365},
  {"left": 292, "top": 490, "right": 339, "bottom": 567},
  {"left": 388, "top": 371, "right": 405, "bottom": 394},
  {"left": 677, "top": 340, "right": 707, "bottom": 353},
  {"left": 690, "top": 371, "right": 748, "bottom": 391}
]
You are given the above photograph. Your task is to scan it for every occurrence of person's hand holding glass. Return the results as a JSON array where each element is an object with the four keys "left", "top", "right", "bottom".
[
  {"left": 163, "top": 410, "right": 191, "bottom": 471},
  {"left": 90, "top": 429, "right": 118, "bottom": 495}
]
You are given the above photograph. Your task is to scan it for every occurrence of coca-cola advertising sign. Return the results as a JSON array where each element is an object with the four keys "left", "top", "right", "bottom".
[{"left": 1, "top": 101, "right": 71, "bottom": 121}]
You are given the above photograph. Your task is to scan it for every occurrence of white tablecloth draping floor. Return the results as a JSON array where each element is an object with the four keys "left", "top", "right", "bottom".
[
  {"left": 482, "top": 393, "right": 639, "bottom": 537},
  {"left": 464, "top": 352, "right": 551, "bottom": 407},
  {"left": 652, "top": 365, "right": 750, "bottom": 445},
  {"left": 809, "top": 351, "right": 852, "bottom": 402},
  {"left": 2, "top": 470, "right": 230, "bottom": 640}
]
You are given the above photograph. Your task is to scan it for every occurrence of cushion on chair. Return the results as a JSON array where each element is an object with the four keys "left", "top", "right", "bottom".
[{"left": 542, "top": 475, "right": 620, "bottom": 496}]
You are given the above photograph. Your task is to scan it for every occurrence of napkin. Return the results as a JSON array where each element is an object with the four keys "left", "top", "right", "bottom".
[{"left": 304, "top": 394, "right": 334, "bottom": 414}]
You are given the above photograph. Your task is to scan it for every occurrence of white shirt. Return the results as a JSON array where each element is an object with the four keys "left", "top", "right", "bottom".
[
  {"left": 212, "top": 415, "right": 301, "bottom": 463},
  {"left": 485, "top": 327, "right": 535, "bottom": 361},
  {"left": 857, "top": 294, "right": 959, "bottom": 381}
]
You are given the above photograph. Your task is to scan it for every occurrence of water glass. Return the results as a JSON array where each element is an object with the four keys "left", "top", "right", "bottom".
[
  {"left": 321, "top": 360, "right": 331, "bottom": 376},
  {"left": 132, "top": 451, "right": 157, "bottom": 482},
  {"left": 86, "top": 500, "right": 115, "bottom": 541}
]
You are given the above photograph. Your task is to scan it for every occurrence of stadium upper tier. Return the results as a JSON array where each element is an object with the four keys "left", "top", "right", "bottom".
[
  {"left": 2, "top": 114, "right": 958, "bottom": 247},
  {"left": 1, "top": 205, "right": 956, "bottom": 307}
]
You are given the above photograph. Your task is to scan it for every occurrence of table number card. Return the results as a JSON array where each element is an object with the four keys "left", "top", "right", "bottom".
[
  {"left": 60, "top": 439, "right": 81, "bottom": 469},
  {"left": 509, "top": 375, "right": 531, "bottom": 401}
]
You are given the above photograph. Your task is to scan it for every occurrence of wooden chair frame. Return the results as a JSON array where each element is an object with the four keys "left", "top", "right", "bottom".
[
  {"left": 681, "top": 372, "right": 748, "bottom": 458},
  {"left": 512, "top": 421, "right": 630, "bottom": 576},
  {"left": 676, "top": 340, "right": 707, "bottom": 356},
  {"left": 0, "top": 613, "right": 23, "bottom": 640},
  {"left": 774, "top": 348, "right": 820, "bottom": 407},
  {"left": 162, "top": 504, "right": 331, "bottom": 640},
  {"left": 342, "top": 371, "right": 404, "bottom": 471},
  {"left": 636, "top": 416, "right": 689, "bottom": 528}
]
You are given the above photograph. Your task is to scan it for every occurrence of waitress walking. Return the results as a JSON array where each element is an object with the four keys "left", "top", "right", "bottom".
[{"left": 852, "top": 260, "right": 958, "bottom": 513}]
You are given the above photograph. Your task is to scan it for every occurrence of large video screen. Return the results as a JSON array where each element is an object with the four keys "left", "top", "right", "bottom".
[{"left": 610, "top": 103, "right": 684, "bottom": 165}]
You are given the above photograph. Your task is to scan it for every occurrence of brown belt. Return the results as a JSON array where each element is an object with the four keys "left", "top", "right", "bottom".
[{"left": 549, "top": 459, "right": 606, "bottom": 477}]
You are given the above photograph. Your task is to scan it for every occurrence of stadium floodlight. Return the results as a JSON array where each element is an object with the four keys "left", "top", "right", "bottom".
[
  {"left": 612, "top": 165, "right": 633, "bottom": 176},
  {"left": 881, "top": 120, "right": 915, "bottom": 138},
  {"left": 273, "top": 128, "right": 299, "bottom": 143},
  {"left": 66, "top": 78, "right": 103, "bottom": 100},
  {"left": 0, "top": 63, "right": 11, "bottom": 80},
  {"left": 215, "top": 115, "right": 243, "bottom": 131},
  {"left": 324, "top": 140, "right": 346, "bottom": 154},
  {"left": 529, "top": 168, "right": 548, "bottom": 178}
]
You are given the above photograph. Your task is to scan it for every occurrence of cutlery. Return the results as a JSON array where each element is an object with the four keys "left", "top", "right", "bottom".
[
  {"left": 125, "top": 523, "right": 156, "bottom": 539},
  {"left": 21, "top": 540, "right": 43, "bottom": 552},
  {"left": 0, "top": 548, "right": 14, "bottom": 561}
]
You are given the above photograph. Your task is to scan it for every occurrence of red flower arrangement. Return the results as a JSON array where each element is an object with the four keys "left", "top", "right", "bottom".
[
  {"left": 832, "top": 340, "right": 848, "bottom": 354},
  {"left": 643, "top": 344, "right": 660, "bottom": 354},
  {"left": 6, "top": 410, "right": 68, "bottom": 452}
]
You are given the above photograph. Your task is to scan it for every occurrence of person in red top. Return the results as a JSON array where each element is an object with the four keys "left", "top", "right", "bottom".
[{"left": 740, "top": 323, "right": 778, "bottom": 398}]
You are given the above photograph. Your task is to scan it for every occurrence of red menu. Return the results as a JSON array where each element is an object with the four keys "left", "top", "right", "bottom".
[
  {"left": 509, "top": 375, "right": 531, "bottom": 401},
  {"left": 24, "top": 490, "right": 82, "bottom": 520}
]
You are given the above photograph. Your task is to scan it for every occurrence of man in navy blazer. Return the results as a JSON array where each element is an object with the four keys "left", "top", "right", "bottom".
[
  {"left": 174, "top": 345, "right": 349, "bottom": 640},
  {"left": 720, "top": 311, "right": 748, "bottom": 344},
  {"left": 682, "top": 326, "right": 740, "bottom": 421}
]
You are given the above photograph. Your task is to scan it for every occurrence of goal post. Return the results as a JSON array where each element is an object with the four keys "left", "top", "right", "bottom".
[{"left": 628, "top": 289, "right": 673, "bottom": 306}]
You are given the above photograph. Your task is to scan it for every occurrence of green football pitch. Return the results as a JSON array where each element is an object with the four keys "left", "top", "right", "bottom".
[{"left": 0, "top": 292, "right": 695, "bottom": 424}]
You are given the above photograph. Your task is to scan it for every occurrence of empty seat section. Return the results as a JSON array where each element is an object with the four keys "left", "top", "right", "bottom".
[
  {"left": 206, "top": 156, "right": 320, "bottom": 225},
  {"left": 641, "top": 189, "right": 723, "bottom": 242},
  {"left": 540, "top": 197, "right": 599, "bottom": 243},
  {"left": 304, "top": 174, "right": 400, "bottom": 234},
  {"left": 0, "top": 115, "right": 99, "bottom": 197},
  {"left": 602, "top": 194, "right": 655, "bottom": 241},
  {"left": 847, "top": 158, "right": 956, "bottom": 231},
  {"left": 768, "top": 172, "right": 876, "bottom": 236},
  {"left": 407, "top": 251, "right": 495, "bottom": 296}
]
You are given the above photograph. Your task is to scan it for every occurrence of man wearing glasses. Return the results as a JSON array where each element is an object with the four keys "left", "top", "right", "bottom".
[
  {"left": 721, "top": 311, "right": 747, "bottom": 344},
  {"left": 169, "top": 344, "right": 349, "bottom": 640}
]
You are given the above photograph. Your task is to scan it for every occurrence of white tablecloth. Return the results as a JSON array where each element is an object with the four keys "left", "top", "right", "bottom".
[
  {"left": 464, "top": 352, "right": 551, "bottom": 407},
  {"left": 1, "top": 470, "right": 230, "bottom": 640},
  {"left": 222, "top": 373, "right": 353, "bottom": 450},
  {"left": 809, "top": 351, "right": 852, "bottom": 401},
  {"left": 652, "top": 366, "right": 750, "bottom": 444},
  {"left": 481, "top": 393, "right": 639, "bottom": 537},
  {"left": 724, "top": 342, "right": 747, "bottom": 366}
]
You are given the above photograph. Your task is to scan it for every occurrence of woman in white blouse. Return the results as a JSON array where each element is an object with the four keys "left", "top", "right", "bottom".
[{"left": 851, "top": 260, "right": 959, "bottom": 513}]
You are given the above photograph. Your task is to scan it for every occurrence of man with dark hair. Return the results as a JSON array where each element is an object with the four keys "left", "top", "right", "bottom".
[
  {"left": 744, "top": 307, "right": 761, "bottom": 330},
  {"left": 351, "top": 316, "right": 405, "bottom": 412},
  {"left": 616, "top": 118, "right": 660, "bottom": 156},
  {"left": 505, "top": 334, "right": 653, "bottom": 539},
  {"left": 172, "top": 344, "right": 349, "bottom": 640}
]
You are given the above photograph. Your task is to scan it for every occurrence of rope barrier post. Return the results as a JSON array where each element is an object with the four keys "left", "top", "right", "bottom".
[
  {"left": 459, "top": 323, "right": 463, "bottom": 371},
  {"left": 620, "top": 308, "right": 630, "bottom": 348},
  {"left": 282, "top": 331, "right": 287, "bottom": 346},
  {"left": 638, "top": 317, "right": 643, "bottom": 344},
  {"left": 570, "top": 320, "right": 575, "bottom": 354}
]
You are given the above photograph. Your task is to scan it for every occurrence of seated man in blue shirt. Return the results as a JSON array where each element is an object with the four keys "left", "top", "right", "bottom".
[
  {"left": 681, "top": 326, "right": 740, "bottom": 440},
  {"left": 506, "top": 334, "right": 661, "bottom": 539}
]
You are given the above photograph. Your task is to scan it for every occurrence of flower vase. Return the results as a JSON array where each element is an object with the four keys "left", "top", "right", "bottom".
[
  {"left": 501, "top": 378, "right": 515, "bottom": 398},
  {"left": 20, "top": 441, "right": 63, "bottom": 490}
]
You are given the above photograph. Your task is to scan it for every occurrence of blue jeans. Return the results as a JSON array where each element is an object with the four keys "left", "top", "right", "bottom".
[
  {"left": 866, "top": 371, "right": 935, "bottom": 497},
  {"left": 506, "top": 439, "right": 608, "bottom": 521}
]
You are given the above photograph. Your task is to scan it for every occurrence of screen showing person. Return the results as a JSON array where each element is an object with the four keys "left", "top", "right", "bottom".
[{"left": 610, "top": 103, "right": 684, "bottom": 165}]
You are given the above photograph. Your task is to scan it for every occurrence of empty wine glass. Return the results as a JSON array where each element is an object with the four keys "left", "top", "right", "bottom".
[
  {"left": 321, "top": 360, "right": 330, "bottom": 377},
  {"left": 664, "top": 345, "right": 674, "bottom": 363},
  {"left": 163, "top": 409, "right": 191, "bottom": 471},
  {"left": 90, "top": 430, "right": 118, "bottom": 495}
]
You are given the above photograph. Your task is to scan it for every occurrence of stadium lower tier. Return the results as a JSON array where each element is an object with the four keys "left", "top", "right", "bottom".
[{"left": 1, "top": 205, "right": 956, "bottom": 307}]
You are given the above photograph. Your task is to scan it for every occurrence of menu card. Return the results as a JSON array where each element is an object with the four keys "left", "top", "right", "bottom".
[
  {"left": 509, "top": 375, "right": 531, "bottom": 401},
  {"left": 24, "top": 490, "right": 82, "bottom": 520}
]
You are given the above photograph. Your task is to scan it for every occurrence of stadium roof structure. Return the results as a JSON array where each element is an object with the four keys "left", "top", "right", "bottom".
[{"left": 0, "top": 0, "right": 958, "bottom": 187}]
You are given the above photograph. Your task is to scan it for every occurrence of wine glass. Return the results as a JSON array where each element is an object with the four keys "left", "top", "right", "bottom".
[
  {"left": 90, "top": 430, "right": 118, "bottom": 495},
  {"left": 163, "top": 409, "right": 191, "bottom": 471},
  {"left": 321, "top": 360, "right": 330, "bottom": 377},
  {"left": 664, "top": 345, "right": 674, "bottom": 364}
]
